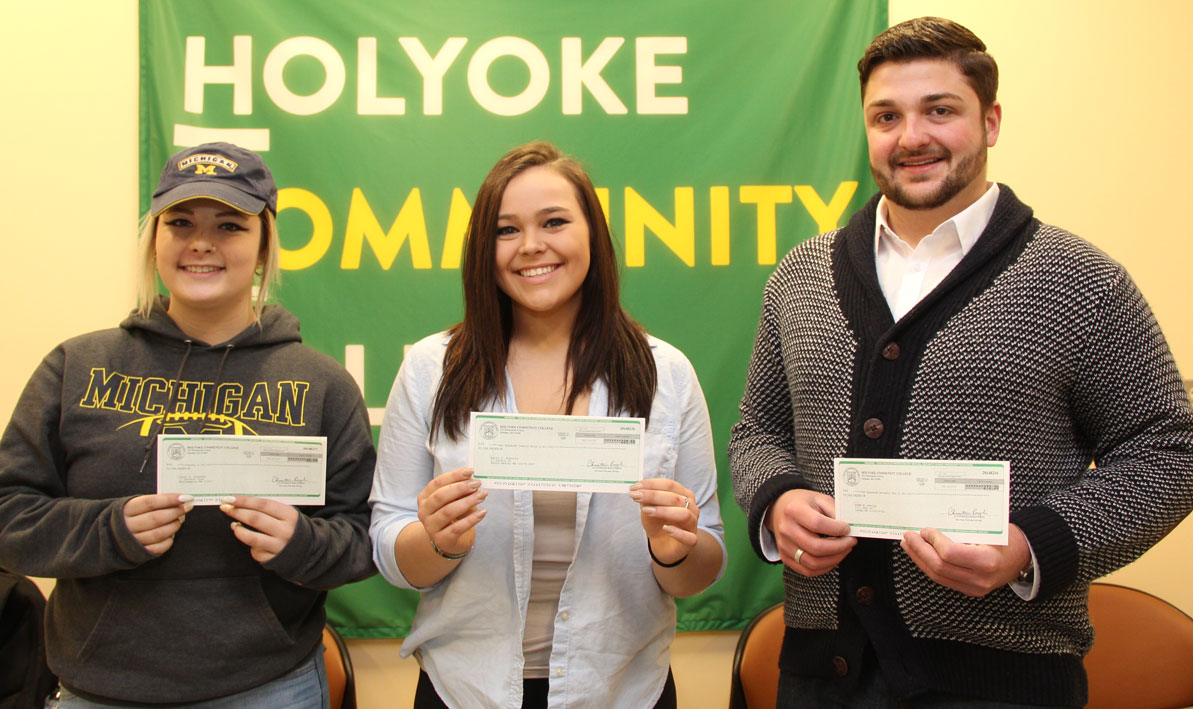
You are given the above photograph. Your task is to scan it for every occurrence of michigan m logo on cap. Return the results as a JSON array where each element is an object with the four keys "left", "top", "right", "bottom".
[{"left": 177, "top": 153, "right": 239, "bottom": 174}]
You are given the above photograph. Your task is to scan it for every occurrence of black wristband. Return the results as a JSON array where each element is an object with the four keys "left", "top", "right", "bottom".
[{"left": 647, "top": 539, "right": 689, "bottom": 568}]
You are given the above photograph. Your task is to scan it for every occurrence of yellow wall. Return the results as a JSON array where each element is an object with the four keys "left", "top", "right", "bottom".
[
  {"left": 5, "top": 2, "right": 1191, "bottom": 707},
  {"left": 1, "top": 2, "right": 140, "bottom": 414}
]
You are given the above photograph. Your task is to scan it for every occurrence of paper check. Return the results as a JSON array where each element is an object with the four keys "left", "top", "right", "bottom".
[
  {"left": 470, "top": 412, "right": 644, "bottom": 493},
  {"left": 833, "top": 458, "right": 1010, "bottom": 545},
  {"left": 157, "top": 434, "right": 327, "bottom": 505}
]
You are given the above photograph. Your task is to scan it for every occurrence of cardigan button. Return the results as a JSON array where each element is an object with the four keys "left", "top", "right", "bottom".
[
  {"left": 833, "top": 656, "right": 849, "bottom": 676},
  {"left": 882, "top": 342, "right": 901, "bottom": 360},
  {"left": 856, "top": 586, "right": 875, "bottom": 605},
  {"left": 863, "top": 418, "right": 884, "bottom": 438}
]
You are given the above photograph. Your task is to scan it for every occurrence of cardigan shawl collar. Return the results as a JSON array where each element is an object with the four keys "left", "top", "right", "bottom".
[{"left": 831, "top": 186, "right": 1037, "bottom": 459}]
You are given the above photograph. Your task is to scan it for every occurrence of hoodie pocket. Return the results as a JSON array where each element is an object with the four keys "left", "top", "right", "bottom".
[{"left": 77, "top": 576, "right": 295, "bottom": 667}]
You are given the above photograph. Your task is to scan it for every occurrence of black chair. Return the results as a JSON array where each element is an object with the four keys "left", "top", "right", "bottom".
[{"left": 0, "top": 570, "right": 57, "bottom": 709}]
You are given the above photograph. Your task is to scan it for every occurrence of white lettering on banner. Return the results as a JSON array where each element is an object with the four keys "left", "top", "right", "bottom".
[
  {"left": 467, "top": 37, "right": 551, "bottom": 116},
  {"left": 184, "top": 36, "right": 253, "bottom": 115},
  {"left": 562, "top": 37, "right": 628, "bottom": 115},
  {"left": 636, "top": 37, "right": 687, "bottom": 115},
  {"left": 343, "top": 345, "right": 385, "bottom": 426},
  {"left": 263, "top": 37, "right": 347, "bottom": 116},
  {"left": 400, "top": 37, "right": 468, "bottom": 116},
  {"left": 358, "top": 38, "right": 406, "bottom": 115},
  {"left": 173, "top": 125, "right": 270, "bottom": 150},
  {"left": 344, "top": 344, "right": 411, "bottom": 427},
  {"left": 180, "top": 34, "right": 688, "bottom": 126}
]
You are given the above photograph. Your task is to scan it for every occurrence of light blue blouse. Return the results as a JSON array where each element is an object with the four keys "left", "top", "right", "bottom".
[{"left": 369, "top": 332, "right": 726, "bottom": 709}]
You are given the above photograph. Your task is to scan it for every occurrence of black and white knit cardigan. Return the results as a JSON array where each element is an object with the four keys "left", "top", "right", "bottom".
[{"left": 729, "top": 186, "right": 1193, "bottom": 706}]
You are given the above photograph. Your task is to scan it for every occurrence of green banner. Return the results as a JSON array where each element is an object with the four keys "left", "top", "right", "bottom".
[{"left": 140, "top": 0, "right": 886, "bottom": 637}]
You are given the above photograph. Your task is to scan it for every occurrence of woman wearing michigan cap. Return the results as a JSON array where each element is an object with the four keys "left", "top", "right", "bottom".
[{"left": 0, "top": 142, "right": 375, "bottom": 707}]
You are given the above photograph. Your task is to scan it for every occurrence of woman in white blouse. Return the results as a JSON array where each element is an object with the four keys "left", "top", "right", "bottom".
[{"left": 369, "top": 142, "right": 725, "bottom": 708}]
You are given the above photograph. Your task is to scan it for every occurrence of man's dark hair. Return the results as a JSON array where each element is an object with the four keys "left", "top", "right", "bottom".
[{"left": 858, "top": 16, "right": 998, "bottom": 110}]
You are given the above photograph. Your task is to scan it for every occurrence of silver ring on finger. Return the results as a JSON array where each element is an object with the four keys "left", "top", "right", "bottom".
[
  {"left": 794, "top": 548, "right": 804, "bottom": 565},
  {"left": 683, "top": 496, "right": 691, "bottom": 510}
]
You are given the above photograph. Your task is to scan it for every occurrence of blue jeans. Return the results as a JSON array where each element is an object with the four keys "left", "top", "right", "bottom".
[{"left": 47, "top": 649, "right": 329, "bottom": 709}]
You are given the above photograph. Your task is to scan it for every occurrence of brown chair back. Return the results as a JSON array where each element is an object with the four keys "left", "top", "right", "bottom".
[
  {"left": 1085, "top": 582, "right": 1193, "bottom": 709},
  {"left": 729, "top": 584, "right": 1193, "bottom": 708},
  {"left": 729, "top": 602, "right": 785, "bottom": 709},
  {"left": 322, "top": 624, "right": 357, "bottom": 709}
]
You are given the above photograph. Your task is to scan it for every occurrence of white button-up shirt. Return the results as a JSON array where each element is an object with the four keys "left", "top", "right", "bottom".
[{"left": 370, "top": 332, "right": 726, "bottom": 709}]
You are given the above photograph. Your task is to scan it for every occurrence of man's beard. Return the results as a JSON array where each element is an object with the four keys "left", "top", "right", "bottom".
[{"left": 871, "top": 147, "right": 986, "bottom": 211}]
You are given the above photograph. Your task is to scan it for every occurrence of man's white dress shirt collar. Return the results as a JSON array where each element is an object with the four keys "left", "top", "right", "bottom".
[{"left": 873, "top": 182, "right": 1000, "bottom": 320}]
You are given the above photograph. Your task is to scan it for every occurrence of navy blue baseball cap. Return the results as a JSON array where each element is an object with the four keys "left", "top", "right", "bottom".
[{"left": 150, "top": 142, "right": 278, "bottom": 216}]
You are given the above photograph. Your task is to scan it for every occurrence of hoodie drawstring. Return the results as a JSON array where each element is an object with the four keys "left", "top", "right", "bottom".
[
  {"left": 200, "top": 344, "right": 234, "bottom": 428},
  {"left": 137, "top": 340, "right": 194, "bottom": 474}
]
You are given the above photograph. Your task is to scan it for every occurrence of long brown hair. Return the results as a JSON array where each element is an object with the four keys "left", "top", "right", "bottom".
[{"left": 431, "top": 141, "right": 656, "bottom": 440}]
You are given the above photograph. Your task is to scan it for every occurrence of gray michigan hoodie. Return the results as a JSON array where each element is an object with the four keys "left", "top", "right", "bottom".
[{"left": 0, "top": 299, "right": 376, "bottom": 704}]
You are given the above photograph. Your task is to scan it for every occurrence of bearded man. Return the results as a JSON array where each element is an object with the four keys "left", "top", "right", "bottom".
[{"left": 729, "top": 16, "right": 1193, "bottom": 708}]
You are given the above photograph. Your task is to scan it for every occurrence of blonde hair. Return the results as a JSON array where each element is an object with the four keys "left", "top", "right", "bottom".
[{"left": 136, "top": 208, "right": 281, "bottom": 319}]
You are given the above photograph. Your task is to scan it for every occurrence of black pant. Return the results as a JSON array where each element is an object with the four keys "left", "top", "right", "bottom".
[{"left": 414, "top": 668, "right": 678, "bottom": 708}]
